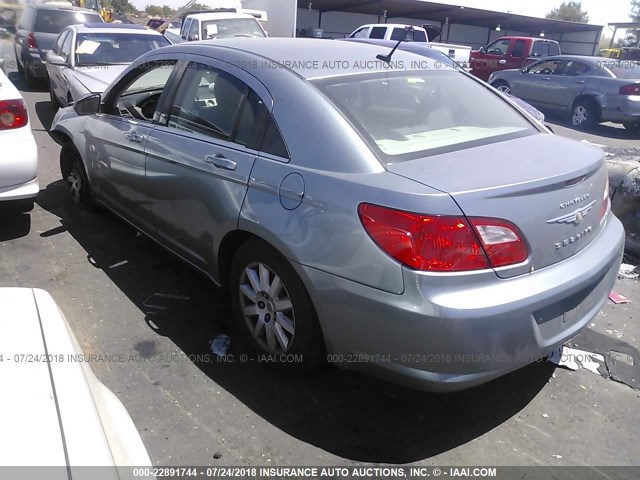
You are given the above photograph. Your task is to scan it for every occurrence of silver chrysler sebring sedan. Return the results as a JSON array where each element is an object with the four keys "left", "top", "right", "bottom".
[{"left": 51, "top": 39, "right": 624, "bottom": 392}]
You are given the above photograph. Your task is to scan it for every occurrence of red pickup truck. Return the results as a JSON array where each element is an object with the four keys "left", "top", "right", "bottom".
[{"left": 470, "top": 36, "right": 561, "bottom": 81}]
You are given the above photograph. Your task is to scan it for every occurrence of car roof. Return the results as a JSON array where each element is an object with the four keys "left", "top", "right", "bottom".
[
  {"left": 27, "top": 3, "right": 96, "bottom": 13},
  {"left": 70, "top": 23, "right": 161, "bottom": 35},
  {"left": 187, "top": 12, "right": 255, "bottom": 20},
  {"left": 541, "top": 55, "right": 610, "bottom": 64},
  {"left": 176, "top": 38, "right": 447, "bottom": 79}
]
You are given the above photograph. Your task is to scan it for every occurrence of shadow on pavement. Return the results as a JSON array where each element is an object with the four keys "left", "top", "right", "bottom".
[
  {"left": 34, "top": 100, "right": 56, "bottom": 133},
  {"left": 7, "top": 70, "right": 47, "bottom": 93},
  {"left": 36, "top": 180, "right": 555, "bottom": 463},
  {"left": 0, "top": 200, "right": 32, "bottom": 241},
  {"left": 545, "top": 112, "right": 640, "bottom": 140}
]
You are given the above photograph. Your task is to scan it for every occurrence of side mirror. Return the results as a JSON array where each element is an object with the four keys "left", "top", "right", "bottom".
[
  {"left": 74, "top": 93, "right": 101, "bottom": 116},
  {"left": 46, "top": 52, "right": 67, "bottom": 66},
  {"left": 479, "top": 46, "right": 486, "bottom": 54},
  {"left": 521, "top": 67, "right": 528, "bottom": 74}
]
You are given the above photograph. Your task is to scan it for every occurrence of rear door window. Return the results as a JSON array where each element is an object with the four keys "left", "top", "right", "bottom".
[
  {"left": 34, "top": 10, "right": 102, "bottom": 34},
  {"left": 370, "top": 27, "right": 386, "bottom": 39},
  {"left": 390, "top": 28, "right": 425, "bottom": 41},
  {"left": 531, "top": 41, "right": 559, "bottom": 57},
  {"left": 511, "top": 39, "right": 526, "bottom": 57}
]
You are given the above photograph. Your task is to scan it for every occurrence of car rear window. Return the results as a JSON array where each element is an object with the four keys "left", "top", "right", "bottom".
[
  {"left": 313, "top": 70, "right": 537, "bottom": 163},
  {"left": 75, "top": 33, "right": 170, "bottom": 66},
  {"left": 599, "top": 60, "right": 640, "bottom": 79},
  {"left": 35, "top": 10, "right": 102, "bottom": 34}
]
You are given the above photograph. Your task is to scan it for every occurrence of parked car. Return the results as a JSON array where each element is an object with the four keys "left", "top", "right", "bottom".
[
  {"left": 46, "top": 23, "right": 171, "bottom": 110},
  {"left": 14, "top": 3, "right": 103, "bottom": 85},
  {"left": 347, "top": 24, "right": 472, "bottom": 69},
  {"left": 471, "top": 36, "right": 561, "bottom": 81},
  {"left": 146, "top": 17, "right": 166, "bottom": 30},
  {"left": 164, "top": 10, "right": 266, "bottom": 43},
  {"left": 0, "top": 67, "right": 38, "bottom": 208},
  {"left": 488, "top": 55, "right": 640, "bottom": 130},
  {"left": 51, "top": 39, "right": 624, "bottom": 392},
  {"left": 342, "top": 37, "right": 546, "bottom": 124},
  {"left": 0, "top": 288, "right": 153, "bottom": 471}
]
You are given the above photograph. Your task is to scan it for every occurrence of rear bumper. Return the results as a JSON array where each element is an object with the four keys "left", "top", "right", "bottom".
[
  {"left": 600, "top": 94, "right": 640, "bottom": 124},
  {"left": 0, "top": 130, "right": 39, "bottom": 201},
  {"left": 299, "top": 214, "right": 624, "bottom": 392},
  {"left": 25, "top": 52, "right": 47, "bottom": 78}
]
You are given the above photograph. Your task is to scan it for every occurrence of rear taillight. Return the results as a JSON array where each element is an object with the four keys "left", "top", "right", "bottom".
[
  {"left": 619, "top": 84, "right": 640, "bottom": 96},
  {"left": 27, "top": 32, "right": 37, "bottom": 49},
  {"left": 358, "top": 203, "right": 528, "bottom": 272},
  {"left": 0, "top": 99, "right": 29, "bottom": 130},
  {"left": 599, "top": 175, "right": 610, "bottom": 223}
]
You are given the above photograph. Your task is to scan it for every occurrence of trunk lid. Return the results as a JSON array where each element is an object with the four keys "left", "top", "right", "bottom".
[{"left": 387, "top": 134, "right": 608, "bottom": 278}]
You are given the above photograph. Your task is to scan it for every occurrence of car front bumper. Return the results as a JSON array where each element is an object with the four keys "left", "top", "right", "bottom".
[{"left": 299, "top": 214, "right": 624, "bottom": 392}]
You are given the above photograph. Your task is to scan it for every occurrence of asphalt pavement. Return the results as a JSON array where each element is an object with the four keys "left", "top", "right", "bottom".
[{"left": 1, "top": 37, "right": 639, "bottom": 468}]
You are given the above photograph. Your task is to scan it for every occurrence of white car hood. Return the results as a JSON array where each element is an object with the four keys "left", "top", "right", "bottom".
[
  {"left": 73, "top": 65, "right": 129, "bottom": 93},
  {"left": 0, "top": 288, "right": 152, "bottom": 474}
]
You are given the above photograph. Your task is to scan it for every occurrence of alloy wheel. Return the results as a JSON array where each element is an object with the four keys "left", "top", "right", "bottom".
[
  {"left": 67, "top": 165, "right": 83, "bottom": 205},
  {"left": 239, "top": 262, "right": 295, "bottom": 353},
  {"left": 573, "top": 106, "right": 587, "bottom": 126}
]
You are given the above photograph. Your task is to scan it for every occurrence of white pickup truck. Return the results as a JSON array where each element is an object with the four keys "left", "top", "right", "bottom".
[
  {"left": 348, "top": 24, "right": 472, "bottom": 68},
  {"left": 164, "top": 9, "right": 267, "bottom": 44}
]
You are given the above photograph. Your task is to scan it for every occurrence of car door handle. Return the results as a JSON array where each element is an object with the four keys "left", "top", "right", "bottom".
[
  {"left": 542, "top": 77, "right": 551, "bottom": 81},
  {"left": 205, "top": 154, "right": 237, "bottom": 171},
  {"left": 574, "top": 80, "right": 585, "bottom": 84},
  {"left": 498, "top": 59, "right": 507, "bottom": 65},
  {"left": 124, "top": 132, "right": 144, "bottom": 142}
]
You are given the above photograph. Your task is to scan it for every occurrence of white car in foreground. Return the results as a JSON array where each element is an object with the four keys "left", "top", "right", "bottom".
[
  {"left": 0, "top": 288, "right": 153, "bottom": 475},
  {"left": 0, "top": 68, "right": 38, "bottom": 205}
]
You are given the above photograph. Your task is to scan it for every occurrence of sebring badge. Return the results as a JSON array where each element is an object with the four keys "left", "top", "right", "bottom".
[{"left": 547, "top": 200, "right": 597, "bottom": 226}]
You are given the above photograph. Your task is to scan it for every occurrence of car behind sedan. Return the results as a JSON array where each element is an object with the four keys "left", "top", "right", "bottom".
[
  {"left": 51, "top": 39, "right": 624, "bottom": 392},
  {"left": 489, "top": 55, "right": 640, "bottom": 131},
  {"left": 47, "top": 23, "right": 171, "bottom": 109},
  {"left": 0, "top": 67, "right": 38, "bottom": 207},
  {"left": 0, "top": 288, "right": 152, "bottom": 474}
]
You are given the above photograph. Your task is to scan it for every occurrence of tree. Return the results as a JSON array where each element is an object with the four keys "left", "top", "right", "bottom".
[
  {"left": 545, "top": 1, "right": 589, "bottom": 23},
  {"left": 110, "top": 0, "right": 135, "bottom": 14},
  {"left": 621, "top": 0, "right": 640, "bottom": 47},
  {"left": 145, "top": 5, "right": 164, "bottom": 16},
  {"left": 161, "top": 6, "right": 176, "bottom": 17}
]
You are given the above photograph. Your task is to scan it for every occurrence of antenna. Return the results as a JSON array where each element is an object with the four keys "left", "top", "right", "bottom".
[{"left": 376, "top": 26, "right": 414, "bottom": 64}]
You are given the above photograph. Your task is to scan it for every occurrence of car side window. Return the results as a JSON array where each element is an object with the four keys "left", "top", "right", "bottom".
[
  {"left": 511, "top": 39, "right": 526, "bottom": 57},
  {"left": 234, "top": 91, "right": 289, "bottom": 158},
  {"left": 261, "top": 119, "right": 289, "bottom": 158},
  {"left": 564, "top": 61, "right": 590, "bottom": 76},
  {"left": 182, "top": 18, "right": 192, "bottom": 37},
  {"left": 60, "top": 32, "right": 73, "bottom": 62},
  {"left": 370, "top": 27, "right": 386, "bottom": 39},
  {"left": 487, "top": 39, "right": 511, "bottom": 56},
  {"left": 531, "top": 41, "right": 559, "bottom": 57},
  {"left": 167, "top": 63, "right": 245, "bottom": 141},
  {"left": 53, "top": 31, "right": 68, "bottom": 55},
  {"left": 105, "top": 61, "right": 178, "bottom": 122},
  {"left": 351, "top": 27, "right": 368, "bottom": 38},
  {"left": 188, "top": 19, "right": 199, "bottom": 41},
  {"left": 529, "top": 60, "right": 564, "bottom": 75}
]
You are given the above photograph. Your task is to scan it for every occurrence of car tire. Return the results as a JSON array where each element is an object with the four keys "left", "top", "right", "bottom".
[
  {"left": 61, "top": 143, "right": 96, "bottom": 209},
  {"left": 49, "top": 86, "right": 60, "bottom": 112},
  {"left": 622, "top": 122, "right": 640, "bottom": 132},
  {"left": 15, "top": 49, "right": 24, "bottom": 74},
  {"left": 571, "top": 98, "right": 599, "bottom": 130},
  {"left": 23, "top": 60, "right": 37, "bottom": 87},
  {"left": 229, "top": 238, "right": 325, "bottom": 372},
  {"left": 492, "top": 81, "right": 511, "bottom": 94}
]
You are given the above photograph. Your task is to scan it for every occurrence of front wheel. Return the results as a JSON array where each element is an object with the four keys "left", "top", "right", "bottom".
[
  {"left": 61, "top": 144, "right": 96, "bottom": 209},
  {"left": 229, "top": 239, "right": 324, "bottom": 371},
  {"left": 492, "top": 81, "right": 511, "bottom": 94}
]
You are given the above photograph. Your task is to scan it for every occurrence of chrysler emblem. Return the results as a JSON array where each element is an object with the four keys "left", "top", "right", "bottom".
[{"left": 547, "top": 200, "right": 596, "bottom": 225}]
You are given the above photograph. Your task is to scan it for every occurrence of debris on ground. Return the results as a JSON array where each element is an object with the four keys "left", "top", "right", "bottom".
[
  {"left": 548, "top": 345, "right": 605, "bottom": 375},
  {"left": 211, "top": 334, "right": 231, "bottom": 356},
  {"left": 609, "top": 291, "right": 630, "bottom": 304},
  {"left": 618, "top": 263, "right": 639, "bottom": 280}
]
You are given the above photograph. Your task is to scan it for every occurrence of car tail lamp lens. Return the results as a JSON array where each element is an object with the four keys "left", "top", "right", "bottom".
[
  {"left": 619, "top": 84, "right": 640, "bottom": 96},
  {"left": 0, "top": 99, "right": 28, "bottom": 130},
  {"left": 468, "top": 218, "right": 528, "bottom": 268},
  {"left": 600, "top": 175, "right": 610, "bottom": 222},
  {"left": 27, "top": 32, "right": 37, "bottom": 49},
  {"left": 358, "top": 203, "right": 528, "bottom": 272}
]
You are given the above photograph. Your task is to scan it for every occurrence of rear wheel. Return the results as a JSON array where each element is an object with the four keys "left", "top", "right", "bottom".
[
  {"left": 61, "top": 143, "right": 96, "bottom": 209},
  {"left": 492, "top": 80, "right": 511, "bottom": 94},
  {"left": 229, "top": 238, "right": 324, "bottom": 371},
  {"left": 571, "top": 98, "right": 599, "bottom": 130}
]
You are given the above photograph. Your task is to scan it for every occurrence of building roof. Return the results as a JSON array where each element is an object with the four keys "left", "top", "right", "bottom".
[{"left": 298, "top": 0, "right": 604, "bottom": 34}]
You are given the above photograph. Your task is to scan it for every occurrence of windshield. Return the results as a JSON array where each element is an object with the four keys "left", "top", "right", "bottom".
[
  {"left": 34, "top": 10, "right": 102, "bottom": 34},
  {"left": 201, "top": 18, "right": 265, "bottom": 39},
  {"left": 75, "top": 33, "right": 170, "bottom": 66},
  {"left": 313, "top": 70, "right": 537, "bottom": 162}
]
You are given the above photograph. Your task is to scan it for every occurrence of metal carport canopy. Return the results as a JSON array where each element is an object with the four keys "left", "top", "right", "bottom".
[{"left": 298, "top": 0, "right": 603, "bottom": 35}]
